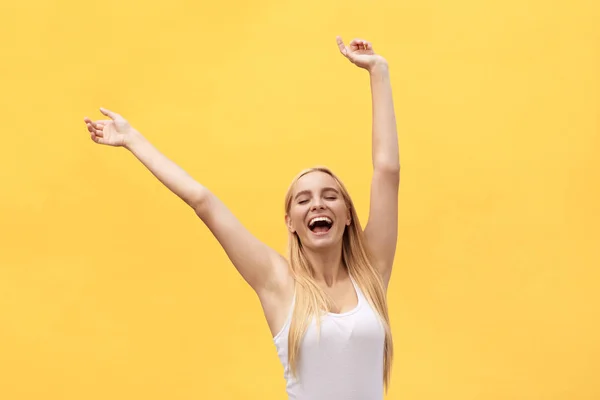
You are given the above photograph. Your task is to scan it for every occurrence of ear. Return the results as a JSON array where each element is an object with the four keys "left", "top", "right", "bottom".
[
  {"left": 346, "top": 208, "right": 352, "bottom": 226},
  {"left": 285, "top": 214, "right": 296, "bottom": 233}
]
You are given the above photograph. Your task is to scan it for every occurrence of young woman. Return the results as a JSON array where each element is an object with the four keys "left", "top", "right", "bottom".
[{"left": 84, "top": 36, "right": 400, "bottom": 400}]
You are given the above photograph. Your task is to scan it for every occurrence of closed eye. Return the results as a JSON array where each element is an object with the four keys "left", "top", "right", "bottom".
[{"left": 298, "top": 199, "right": 309, "bottom": 204}]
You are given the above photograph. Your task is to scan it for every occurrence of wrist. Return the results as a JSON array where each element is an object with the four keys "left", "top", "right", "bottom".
[
  {"left": 368, "top": 57, "right": 389, "bottom": 75},
  {"left": 124, "top": 129, "right": 145, "bottom": 151}
]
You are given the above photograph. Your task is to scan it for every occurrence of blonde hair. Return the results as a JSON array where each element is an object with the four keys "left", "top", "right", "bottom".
[{"left": 283, "top": 166, "right": 393, "bottom": 390}]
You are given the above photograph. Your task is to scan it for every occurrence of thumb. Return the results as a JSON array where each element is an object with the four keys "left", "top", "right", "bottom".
[
  {"left": 99, "top": 107, "right": 120, "bottom": 120},
  {"left": 336, "top": 35, "right": 349, "bottom": 57}
]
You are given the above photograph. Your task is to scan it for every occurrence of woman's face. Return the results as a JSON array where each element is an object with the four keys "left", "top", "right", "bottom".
[{"left": 286, "top": 171, "right": 351, "bottom": 250}]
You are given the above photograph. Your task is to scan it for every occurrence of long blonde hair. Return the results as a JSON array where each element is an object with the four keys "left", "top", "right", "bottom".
[{"left": 283, "top": 166, "right": 393, "bottom": 390}]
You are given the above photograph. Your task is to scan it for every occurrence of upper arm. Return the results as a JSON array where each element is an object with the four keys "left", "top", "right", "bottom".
[
  {"left": 195, "top": 190, "right": 289, "bottom": 295},
  {"left": 363, "top": 166, "right": 400, "bottom": 287}
]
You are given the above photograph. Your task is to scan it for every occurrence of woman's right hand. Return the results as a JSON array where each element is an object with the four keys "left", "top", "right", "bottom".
[{"left": 83, "top": 108, "right": 138, "bottom": 148}]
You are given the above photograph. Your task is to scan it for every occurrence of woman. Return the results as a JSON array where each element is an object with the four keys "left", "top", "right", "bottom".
[{"left": 84, "top": 36, "right": 400, "bottom": 400}]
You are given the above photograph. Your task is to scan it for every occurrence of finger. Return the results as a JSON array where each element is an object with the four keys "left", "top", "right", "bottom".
[
  {"left": 86, "top": 122, "right": 103, "bottom": 137},
  {"left": 92, "top": 120, "right": 110, "bottom": 130},
  {"left": 84, "top": 117, "right": 107, "bottom": 130},
  {"left": 99, "top": 107, "right": 120, "bottom": 120},
  {"left": 87, "top": 120, "right": 100, "bottom": 130},
  {"left": 350, "top": 38, "right": 365, "bottom": 50},
  {"left": 91, "top": 130, "right": 107, "bottom": 145},
  {"left": 336, "top": 36, "right": 348, "bottom": 56},
  {"left": 84, "top": 116, "right": 110, "bottom": 125},
  {"left": 91, "top": 120, "right": 111, "bottom": 131}
]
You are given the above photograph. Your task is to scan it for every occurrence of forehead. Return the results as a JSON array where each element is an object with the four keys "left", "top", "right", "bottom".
[{"left": 293, "top": 171, "right": 339, "bottom": 194}]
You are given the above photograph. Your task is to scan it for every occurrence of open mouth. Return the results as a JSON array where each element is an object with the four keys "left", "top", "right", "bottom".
[{"left": 308, "top": 216, "right": 333, "bottom": 235}]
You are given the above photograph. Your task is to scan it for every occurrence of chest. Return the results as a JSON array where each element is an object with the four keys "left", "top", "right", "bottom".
[
  {"left": 320, "top": 279, "right": 359, "bottom": 314},
  {"left": 300, "top": 300, "right": 385, "bottom": 362}
]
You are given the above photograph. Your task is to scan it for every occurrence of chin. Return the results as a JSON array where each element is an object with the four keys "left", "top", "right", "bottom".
[{"left": 301, "top": 230, "right": 344, "bottom": 251}]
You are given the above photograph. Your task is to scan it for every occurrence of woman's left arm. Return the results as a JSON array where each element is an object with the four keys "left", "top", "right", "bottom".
[{"left": 337, "top": 37, "right": 400, "bottom": 286}]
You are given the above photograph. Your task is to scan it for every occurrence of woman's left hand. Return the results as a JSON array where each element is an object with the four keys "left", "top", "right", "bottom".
[{"left": 336, "top": 36, "right": 387, "bottom": 72}]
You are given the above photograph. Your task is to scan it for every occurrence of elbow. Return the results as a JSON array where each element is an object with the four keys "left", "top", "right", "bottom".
[
  {"left": 373, "top": 160, "right": 400, "bottom": 174},
  {"left": 373, "top": 161, "right": 400, "bottom": 186},
  {"left": 189, "top": 187, "right": 213, "bottom": 217}
]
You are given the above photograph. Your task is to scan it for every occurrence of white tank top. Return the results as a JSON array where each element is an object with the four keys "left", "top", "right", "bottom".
[{"left": 273, "top": 277, "right": 385, "bottom": 400}]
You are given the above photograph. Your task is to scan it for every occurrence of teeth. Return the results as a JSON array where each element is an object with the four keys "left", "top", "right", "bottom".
[{"left": 309, "top": 216, "right": 333, "bottom": 227}]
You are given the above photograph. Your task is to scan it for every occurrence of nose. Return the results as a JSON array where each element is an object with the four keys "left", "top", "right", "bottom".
[{"left": 310, "top": 198, "right": 326, "bottom": 211}]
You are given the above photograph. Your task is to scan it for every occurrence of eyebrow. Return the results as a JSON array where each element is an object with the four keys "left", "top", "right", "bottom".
[{"left": 294, "top": 187, "right": 340, "bottom": 200}]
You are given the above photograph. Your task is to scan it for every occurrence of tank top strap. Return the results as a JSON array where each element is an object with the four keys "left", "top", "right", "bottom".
[{"left": 349, "top": 275, "right": 365, "bottom": 299}]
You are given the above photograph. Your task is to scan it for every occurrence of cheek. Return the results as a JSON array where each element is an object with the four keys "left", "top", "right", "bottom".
[
  {"left": 289, "top": 209, "right": 306, "bottom": 231},
  {"left": 333, "top": 204, "right": 350, "bottom": 225}
]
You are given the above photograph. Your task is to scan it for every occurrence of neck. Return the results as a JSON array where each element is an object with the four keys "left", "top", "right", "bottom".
[{"left": 304, "top": 243, "right": 347, "bottom": 286}]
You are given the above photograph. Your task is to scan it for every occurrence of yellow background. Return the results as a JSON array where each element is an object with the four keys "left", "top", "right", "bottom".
[{"left": 1, "top": 0, "right": 598, "bottom": 399}]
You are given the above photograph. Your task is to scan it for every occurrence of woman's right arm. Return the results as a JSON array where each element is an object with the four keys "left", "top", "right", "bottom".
[{"left": 84, "top": 108, "right": 289, "bottom": 295}]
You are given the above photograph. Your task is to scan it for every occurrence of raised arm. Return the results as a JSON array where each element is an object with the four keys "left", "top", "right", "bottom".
[
  {"left": 83, "top": 109, "right": 288, "bottom": 295},
  {"left": 336, "top": 38, "right": 400, "bottom": 286}
]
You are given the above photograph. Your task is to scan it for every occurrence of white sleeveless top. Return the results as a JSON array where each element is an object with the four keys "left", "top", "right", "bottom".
[{"left": 273, "top": 277, "right": 385, "bottom": 400}]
